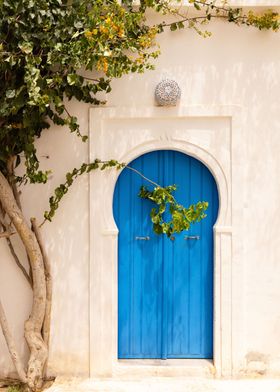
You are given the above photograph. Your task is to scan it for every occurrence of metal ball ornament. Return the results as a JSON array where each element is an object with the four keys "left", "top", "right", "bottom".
[{"left": 155, "top": 79, "right": 181, "bottom": 106}]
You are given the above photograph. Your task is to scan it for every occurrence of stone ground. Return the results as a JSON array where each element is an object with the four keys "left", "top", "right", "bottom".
[{"left": 45, "top": 377, "right": 280, "bottom": 392}]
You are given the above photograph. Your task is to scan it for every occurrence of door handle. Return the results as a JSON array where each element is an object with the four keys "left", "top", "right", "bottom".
[
  {"left": 135, "top": 236, "right": 150, "bottom": 241},
  {"left": 184, "top": 235, "right": 200, "bottom": 240}
]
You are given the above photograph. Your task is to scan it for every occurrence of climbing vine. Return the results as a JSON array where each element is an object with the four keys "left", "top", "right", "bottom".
[
  {"left": 159, "top": 0, "right": 280, "bottom": 37},
  {"left": 44, "top": 160, "right": 208, "bottom": 238},
  {"left": 43, "top": 159, "right": 125, "bottom": 222},
  {"left": 139, "top": 185, "right": 208, "bottom": 238}
]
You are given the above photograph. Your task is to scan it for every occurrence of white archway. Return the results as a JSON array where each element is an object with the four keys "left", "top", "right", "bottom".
[
  {"left": 89, "top": 106, "right": 239, "bottom": 379},
  {"left": 107, "top": 141, "right": 229, "bottom": 234}
]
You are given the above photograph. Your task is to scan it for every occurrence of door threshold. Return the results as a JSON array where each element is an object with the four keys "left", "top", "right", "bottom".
[{"left": 114, "top": 359, "right": 215, "bottom": 378}]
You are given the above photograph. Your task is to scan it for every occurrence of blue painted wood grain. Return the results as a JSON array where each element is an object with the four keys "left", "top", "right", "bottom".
[{"left": 113, "top": 150, "right": 219, "bottom": 359}]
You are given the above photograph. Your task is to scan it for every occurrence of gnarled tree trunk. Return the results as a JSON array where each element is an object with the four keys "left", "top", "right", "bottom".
[{"left": 0, "top": 171, "right": 48, "bottom": 391}]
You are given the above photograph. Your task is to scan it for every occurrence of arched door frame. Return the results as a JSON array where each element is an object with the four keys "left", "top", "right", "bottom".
[{"left": 89, "top": 106, "right": 244, "bottom": 379}]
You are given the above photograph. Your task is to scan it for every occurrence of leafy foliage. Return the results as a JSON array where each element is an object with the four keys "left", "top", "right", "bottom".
[
  {"left": 0, "top": 0, "right": 161, "bottom": 183},
  {"left": 139, "top": 185, "right": 208, "bottom": 238},
  {"left": 160, "top": 0, "right": 280, "bottom": 37},
  {"left": 0, "top": 0, "right": 278, "bottom": 220},
  {"left": 44, "top": 159, "right": 125, "bottom": 221}
]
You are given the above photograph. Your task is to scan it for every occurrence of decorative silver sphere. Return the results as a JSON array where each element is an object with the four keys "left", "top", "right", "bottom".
[{"left": 155, "top": 79, "right": 181, "bottom": 106}]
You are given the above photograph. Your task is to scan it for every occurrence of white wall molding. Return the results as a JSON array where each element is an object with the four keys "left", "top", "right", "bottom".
[{"left": 89, "top": 105, "right": 244, "bottom": 378}]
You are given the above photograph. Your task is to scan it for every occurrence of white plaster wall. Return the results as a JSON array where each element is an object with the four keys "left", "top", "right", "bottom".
[{"left": 1, "top": 8, "right": 280, "bottom": 378}]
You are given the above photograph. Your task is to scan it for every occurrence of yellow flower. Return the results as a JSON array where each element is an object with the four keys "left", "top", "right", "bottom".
[
  {"left": 103, "top": 60, "right": 108, "bottom": 73},
  {"left": 139, "top": 36, "right": 151, "bottom": 48},
  {"left": 97, "top": 58, "right": 108, "bottom": 74},
  {"left": 117, "top": 27, "right": 125, "bottom": 37},
  {"left": 100, "top": 25, "right": 109, "bottom": 34},
  {"left": 84, "top": 31, "right": 93, "bottom": 38}
]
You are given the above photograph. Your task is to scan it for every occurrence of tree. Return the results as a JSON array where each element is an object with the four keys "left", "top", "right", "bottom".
[{"left": 0, "top": 0, "right": 279, "bottom": 391}]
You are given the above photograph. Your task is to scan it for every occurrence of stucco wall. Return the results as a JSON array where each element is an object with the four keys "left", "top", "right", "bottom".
[{"left": 1, "top": 8, "right": 280, "bottom": 379}]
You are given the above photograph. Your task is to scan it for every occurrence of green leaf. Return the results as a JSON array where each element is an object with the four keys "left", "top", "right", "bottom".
[
  {"left": 6, "top": 90, "right": 16, "bottom": 98},
  {"left": 139, "top": 183, "right": 208, "bottom": 238},
  {"left": 18, "top": 41, "right": 33, "bottom": 54},
  {"left": 67, "top": 74, "right": 79, "bottom": 86}
]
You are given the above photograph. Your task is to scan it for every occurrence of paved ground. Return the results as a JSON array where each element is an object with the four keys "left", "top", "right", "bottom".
[{"left": 45, "top": 377, "right": 280, "bottom": 392}]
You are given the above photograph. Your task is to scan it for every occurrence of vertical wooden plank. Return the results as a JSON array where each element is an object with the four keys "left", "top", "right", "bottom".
[
  {"left": 166, "top": 151, "right": 191, "bottom": 357},
  {"left": 188, "top": 157, "right": 203, "bottom": 356},
  {"left": 139, "top": 152, "right": 163, "bottom": 357},
  {"left": 162, "top": 150, "right": 172, "bottom": 359},
  {"left": 130, "top": 155, "right": 144, "bottom": 356}
]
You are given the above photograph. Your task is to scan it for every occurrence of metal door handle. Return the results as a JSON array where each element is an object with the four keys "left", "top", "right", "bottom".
[
  {"left": 135, "top": 236, "right": 150, "bottom": 241},
  {"left": 184, "top": 235, "right": 200, "bottom": 240}
]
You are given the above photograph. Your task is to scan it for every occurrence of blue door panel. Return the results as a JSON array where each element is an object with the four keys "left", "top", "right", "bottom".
[{"left": 113, "top": 150, "right": 219, "bottom": 359}]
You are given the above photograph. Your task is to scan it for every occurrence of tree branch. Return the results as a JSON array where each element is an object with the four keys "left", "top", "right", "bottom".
[
  {"left": 125, "top": 165, "right": 161, "bottom": 188},
  {"left": 0, "top": 203, "right": 13, "bottom": 232},
  {"left": 0, "top": 205, "right": 32, "bottom": 287},
  {"left": 6, "top": 236, "right": 33, "bottom": 289},
  {"left": 7, "top": 156, "right": 22, "bottom": 211},
  {"left": 0, "top": 230, "right": 16, "bottom": 238},
  {"left": 161, "top": 14, "right": 239, "bottom": 28},
  {"left": 30, "top": 218, "right": 52, "bottom": 351},
  {"left": 0, "top": 298, "right": 27, "bottom": 384},
  {"left": 78, "top": 75, "right": 100, "bottom": 82},
  {"left": 2, "top": 164, "right": 34, "bottom": 287}
]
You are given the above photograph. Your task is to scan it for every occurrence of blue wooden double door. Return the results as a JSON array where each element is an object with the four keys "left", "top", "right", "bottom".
[{"left": 113, "top": 150, "right": 219, "bottom": 359}]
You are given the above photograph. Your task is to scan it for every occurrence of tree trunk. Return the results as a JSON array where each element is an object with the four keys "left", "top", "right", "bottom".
[
  {"left": 31, "top": 218, "right": 52, "bottom": 377},
  {"left": 0, "top": 171, "right": 47, "bottom": 391}
]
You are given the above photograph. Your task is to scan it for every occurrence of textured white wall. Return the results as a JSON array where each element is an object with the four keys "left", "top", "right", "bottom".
[{"left": 1, "top": 9, "right": 280, "bottom": 378}]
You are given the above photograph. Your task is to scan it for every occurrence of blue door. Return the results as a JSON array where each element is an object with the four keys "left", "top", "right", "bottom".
[{"left": 113, "top": 150, "right": 219, "bottom": 359}]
